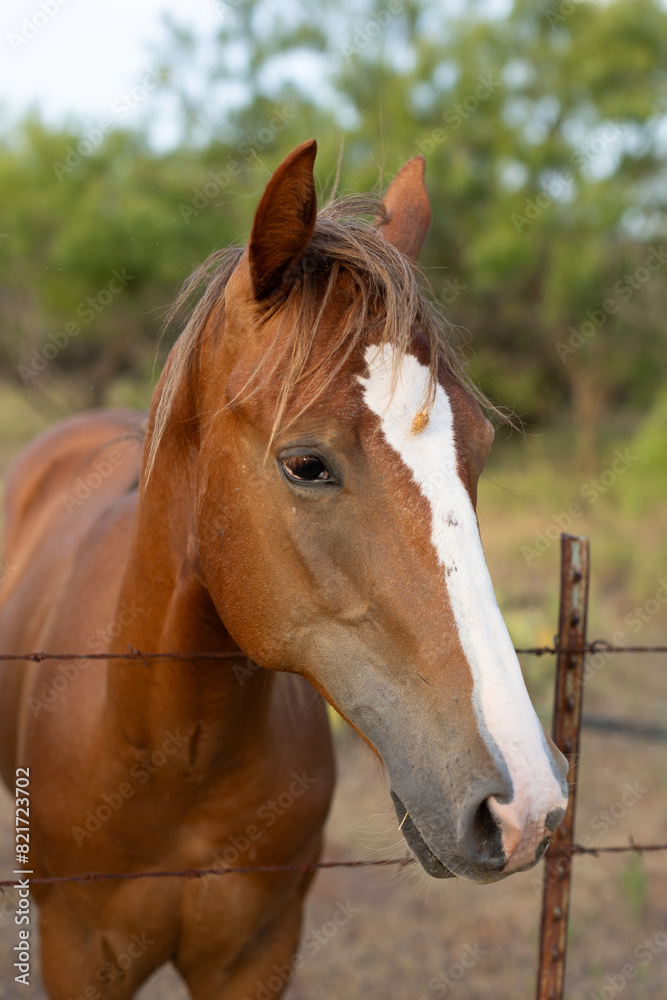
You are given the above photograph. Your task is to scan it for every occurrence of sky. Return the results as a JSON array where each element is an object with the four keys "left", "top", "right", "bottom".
[
  {"left": 0, "top": 0, "right": 223, "bottom": 143},
  {"left": 0, "top": 0, "right": 511, "bottom": 148}
]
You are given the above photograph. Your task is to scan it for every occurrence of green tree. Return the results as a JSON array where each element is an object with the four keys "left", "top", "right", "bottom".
[{"left": 2, "top": 0, "right": 666, "bottom": 462}]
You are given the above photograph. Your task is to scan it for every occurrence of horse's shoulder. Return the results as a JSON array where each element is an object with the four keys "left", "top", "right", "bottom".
[{"left": 3, "top": 408, "right": 144, "bottom": 563}]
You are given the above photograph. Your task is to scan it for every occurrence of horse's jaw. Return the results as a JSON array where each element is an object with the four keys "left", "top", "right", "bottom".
[{"left": 389, "top": 791, "right": 457, "bottom": 879}]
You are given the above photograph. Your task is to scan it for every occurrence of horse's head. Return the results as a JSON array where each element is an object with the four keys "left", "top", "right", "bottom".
[{"left": 166, "top": 140, "right": 567, "bottom": 883}]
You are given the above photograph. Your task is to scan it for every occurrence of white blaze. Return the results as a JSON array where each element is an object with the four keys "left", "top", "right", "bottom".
[{"left": 360, "top": 345, "right": 566, "bottom": 870}]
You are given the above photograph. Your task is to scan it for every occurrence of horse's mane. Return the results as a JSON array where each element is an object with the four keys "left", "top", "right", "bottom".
[{"left": 146, "top": 194, "right": 499, "bottom": 482}]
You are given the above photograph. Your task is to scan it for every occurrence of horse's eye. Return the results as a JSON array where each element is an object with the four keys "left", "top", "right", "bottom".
[{"left": 281, "top": 456, "right": 331, "bottom": 482}]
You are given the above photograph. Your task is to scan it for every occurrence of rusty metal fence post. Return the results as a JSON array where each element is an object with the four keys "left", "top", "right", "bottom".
[{"left": 536, "top": 534, "right": 590, "bottom": 1000}]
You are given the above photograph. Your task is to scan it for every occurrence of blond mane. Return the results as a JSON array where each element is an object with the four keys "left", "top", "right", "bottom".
[{"left": 145, "top": 194, "right": 499, "bottom": 483}]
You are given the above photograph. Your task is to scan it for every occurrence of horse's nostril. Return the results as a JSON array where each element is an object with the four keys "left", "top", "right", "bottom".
[
  {"left": 474, "top": 799, "right": 501, "bottom": 852},
  {"left": 545, "top": 806, "right": 566, "bottom": 833},
  {"left": 463, "top": 798, "right": 505, "bottom": 869}
]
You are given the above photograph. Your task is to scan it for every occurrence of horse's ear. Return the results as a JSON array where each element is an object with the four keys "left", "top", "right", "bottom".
[
  {"left": 248, "top": 139, "right": 318, "bottom": 300},
  {"left": 379, "top": 156, "right": 431, "bottom": 261}
]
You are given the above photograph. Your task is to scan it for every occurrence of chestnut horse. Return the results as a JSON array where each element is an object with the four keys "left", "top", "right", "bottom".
[{"left": 0, "top": 140, "right": 567, "bottom": 999}]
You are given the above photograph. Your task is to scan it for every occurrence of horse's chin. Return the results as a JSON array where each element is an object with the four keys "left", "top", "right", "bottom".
[
  {"left": 390, "top": 792, "right": 513, "bottom": 884},
  {"left": 390, "top": 792, "right": 456, "bottom": 879}
]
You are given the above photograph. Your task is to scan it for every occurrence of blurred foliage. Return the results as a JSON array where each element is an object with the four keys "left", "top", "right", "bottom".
[
  {"left": 1, "top": 0, "right": 666, "bottom": 461},
  {"left": 617, "top": 853, "right": 649, "bottom": 922},
  {"left": 617, "top": 384, "right": 667, "bottom": 515}
]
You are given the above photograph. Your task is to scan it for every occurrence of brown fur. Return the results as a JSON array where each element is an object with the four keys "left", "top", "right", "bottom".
[
  {"left": 147, "top": 187, "right": 500, "bottom": 483},
  {"left": 0, "top": 141, "right": 557, "bottom": 1000}
]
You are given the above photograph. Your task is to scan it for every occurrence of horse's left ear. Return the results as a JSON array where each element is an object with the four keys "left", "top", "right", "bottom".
[
  {"left": 248, "top": 139, "right": 318, "bottom": 300},
  {"left": 379, "top": 156, "right": 431, "bottom": 261}
]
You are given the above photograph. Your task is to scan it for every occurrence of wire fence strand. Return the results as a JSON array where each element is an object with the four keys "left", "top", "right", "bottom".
[
  {"left": 0, "top": 649, "right": 244, "bottom": 662},
  {"left": 2, "top": 640, "right": 667, "bottom": 664},
  {"left": 1, "top": 636, "right": 665, "bottom": 892},
  {"left": 2, "top": 842, "right": 667, "bottom": 890},
  {"left": 515, "top": 642, "right": 667, "bottom": 655}
]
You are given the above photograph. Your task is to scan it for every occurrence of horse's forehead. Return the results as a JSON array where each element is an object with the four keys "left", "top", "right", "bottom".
[
  {"left": 357, "top": 345, "right": 490, "bottom": 486},
  {"left": 226, "top": 312, "right": 488, "bottom": 474}
]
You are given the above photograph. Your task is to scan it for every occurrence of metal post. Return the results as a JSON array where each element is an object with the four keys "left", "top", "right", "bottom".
[{"left": 536, "top": 534, "right": 590, "bottom": 1000}]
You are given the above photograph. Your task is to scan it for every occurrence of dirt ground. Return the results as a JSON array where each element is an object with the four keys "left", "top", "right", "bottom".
[{"left": 1, "top": 673, "right": 666, "bottom": 1000}]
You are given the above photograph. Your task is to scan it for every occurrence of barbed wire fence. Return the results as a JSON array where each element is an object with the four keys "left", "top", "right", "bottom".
[{"left": 1, "top": 534, "right": 666, "bottom": 1000}]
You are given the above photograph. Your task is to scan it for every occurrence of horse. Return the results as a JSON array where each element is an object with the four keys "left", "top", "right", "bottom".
[{"left": 0, "top": 140, "right": 568, "bottom": 999}]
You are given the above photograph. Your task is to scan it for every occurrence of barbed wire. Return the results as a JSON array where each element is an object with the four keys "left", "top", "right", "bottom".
[
  {"left": 1, "top": 857, "right": 413, "bottom": 889},
  {"left": 1, "top": 841, "right": 665, "bottom": 890},
  {"left": 0, "top": 648, "right": 243, "bottom": 663},
  {"left": 550, "top": 841, "right": 667, "bottom": 859},
  {"left": 1, "top": 637, "right": 665, "bottom": 893},
  {"left": 515, "top": 641, "right": 667, "bottom": 656},
  {"left": 1, "top": 640, "right": 666, "bottom": 664}
]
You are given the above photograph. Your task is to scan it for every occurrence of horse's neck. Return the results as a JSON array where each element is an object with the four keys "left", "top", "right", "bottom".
[{"left": 105, "top": 406, "right": 274, "bottom": 771}]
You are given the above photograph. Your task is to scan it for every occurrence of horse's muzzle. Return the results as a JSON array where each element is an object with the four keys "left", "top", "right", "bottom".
[{"left": 390, "top": 788, "right": 563, "bottom": 883}]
